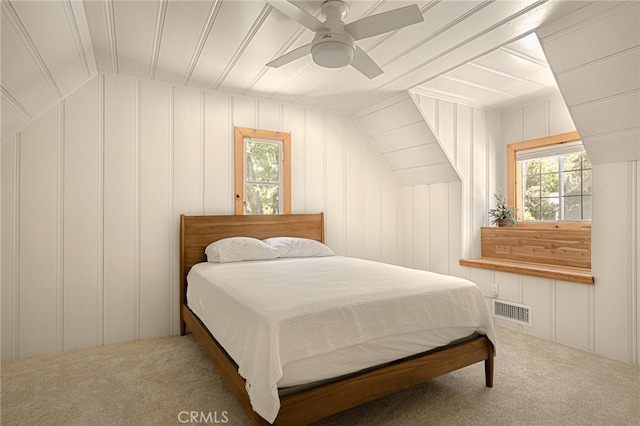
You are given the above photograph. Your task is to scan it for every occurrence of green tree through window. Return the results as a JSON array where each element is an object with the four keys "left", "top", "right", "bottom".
[
  {"left": 244, "top": 140, "right": 281, "bottom": 215},
  {"left": 521, "top": 151, "right": 591, "bottom": 221},
  {"left": 234, "top": 127, "right": 291, "bottom": 215}
]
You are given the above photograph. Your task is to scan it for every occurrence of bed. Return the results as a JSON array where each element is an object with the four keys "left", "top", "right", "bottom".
[{"left": 180, "top": 213, "right": 495, "bottom": 425}]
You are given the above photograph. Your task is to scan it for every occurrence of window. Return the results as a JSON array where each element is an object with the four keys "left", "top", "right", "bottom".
[
  {"left": 507, "top": 132, "right": 592, "bottom": 226},
  {"left": 234, "top": 127, "right": 291, "bottom": 215}
]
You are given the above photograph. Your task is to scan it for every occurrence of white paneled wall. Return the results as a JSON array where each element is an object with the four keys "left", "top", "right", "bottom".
[
  {"left": 402, "top": 95, "right": 501, "bottom": 276},
  {"left": 500, "top": 98, "right": 639, "bottom": 364},
  {"left": 592, "top": 162, "right": 639, "bottom": 363},
  {"left": 0, "top": 73, "right": 400, "bottom": 359}
]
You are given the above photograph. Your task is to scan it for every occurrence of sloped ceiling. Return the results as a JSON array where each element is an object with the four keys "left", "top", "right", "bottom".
[
  {"left": 537, "top": 1, "right": 640, "bottom": 164},
  {"left": 2, "top": 0, "right": 593, "bottom": 139},
  {"left": 412, "top": 32, "right": 559, "bottom": 110},
  {"left": 355, "top": 91, "right": 460, "bottom": 185},
  {"left": 1, "top": 0, "right": 637, "bottom": 179}
]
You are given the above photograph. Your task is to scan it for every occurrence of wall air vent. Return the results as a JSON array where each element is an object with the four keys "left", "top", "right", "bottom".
[{"left": 493, "top": 299, "right": 532, "bottom": 326}]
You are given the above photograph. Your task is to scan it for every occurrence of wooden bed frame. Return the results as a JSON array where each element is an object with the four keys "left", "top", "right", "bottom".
[{"left": 180, "top": 213, "right": 494, "bottom": 425}]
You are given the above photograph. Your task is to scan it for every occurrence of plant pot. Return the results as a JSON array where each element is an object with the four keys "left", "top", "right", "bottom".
[{"left": 497, "top": 218, "right": 514, "bottom": 227}]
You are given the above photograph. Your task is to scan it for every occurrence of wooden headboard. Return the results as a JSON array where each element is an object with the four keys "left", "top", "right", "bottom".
[{"left": 179, "top": 213, "right": 324, "bottom": 325}]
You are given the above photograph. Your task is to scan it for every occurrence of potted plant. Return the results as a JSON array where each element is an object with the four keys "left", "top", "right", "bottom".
[{"left": 489, "top": 190, "right": 517, "bottom": 227}]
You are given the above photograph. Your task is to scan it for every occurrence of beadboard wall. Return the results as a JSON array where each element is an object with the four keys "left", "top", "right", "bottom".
[
  {"left": 0, "top": 73, "right": 400, "bottom": 359},
  {"left": 498, "top": 98, "right": 638, "bottom": 364},
  {"left": 408, "top": 94, "right": 639, "bottom": 364},
  {"left": 399, "top": 94, "right": 501, "bottom": 277}
]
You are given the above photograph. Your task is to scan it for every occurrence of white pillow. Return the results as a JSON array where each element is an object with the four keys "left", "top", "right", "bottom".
[
  {"left": 262, "top": 237, "right": 335, "bottom": 258},
  {"left": 205, "top": 237, "right": 278, "bottom": 263}
]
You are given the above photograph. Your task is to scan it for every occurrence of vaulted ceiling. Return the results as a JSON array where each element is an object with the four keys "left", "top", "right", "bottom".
[{"left": 3, "top": 0, "right": 598, "bottom": 141}]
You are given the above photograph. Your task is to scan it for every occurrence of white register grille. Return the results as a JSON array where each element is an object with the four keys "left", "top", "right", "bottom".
[{"left": 493, "top": 299, "right": 532, "bottom": 326}]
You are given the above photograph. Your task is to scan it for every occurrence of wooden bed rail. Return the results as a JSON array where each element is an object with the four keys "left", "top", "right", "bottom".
[{"left": 184, "top": 304, "right": 493, "bottom": 426}]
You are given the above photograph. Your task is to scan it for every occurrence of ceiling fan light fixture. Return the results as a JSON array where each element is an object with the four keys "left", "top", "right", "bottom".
[{"left": 311, "top": 39, "right": 354, "bottom": 68}]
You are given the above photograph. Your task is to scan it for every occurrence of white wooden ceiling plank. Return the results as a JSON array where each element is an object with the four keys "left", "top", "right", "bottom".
[
  {"left": 419, "top": 75, "right": 510, "bottom": 108},
  {"left": 112, "top": 1, "right": 158, "bottom": 80},
  {"left": 154, "top": 0, "right": 213, "bottom": 85},
  {"left": 535, "top": 0, "right": 616, "bottom": 40},
  {"left": 361, "top": 0, "right": 488, "bottom": 67},
  {"left": 582, "top": 128, "right": 640, "bottom": 165},
  {"left": 83, "top": 0, "right": 113, "bottom": 74},
  {"left": 189, "top": 1, "right": 266, "bottom": 89},
  {"left": 242, "top": 30, "right": 316, "bottom": 100},
  {"left": 539, "top": 1, "right": 639, "bottom": 74},
  {"left": 504, "top": 33, "right": 547, "bottom": 63},
  {"left": 383, "top": 143, "right": 449, "bottom": 170},
  {"left": 0, "top": 14, "right": 58, "bottom": 117},
  {"left": 571, "top": 91, "right": 640, "bottom": 138},
  {"left": 471, "top": 49, "right": 556, "bottom": 87},
  {"left": 411, "top": 86, "right": 487, "bottom": 109},
  {"left": 557, "top": 47, "right": 640, "bottom": 107},
  {"left": 10, "top": 0, "right": 88, "bottom": 96},
  {"left": 441, "top": 68, "right": 527, "bottom": 97},
  {"left": 372, "top": 121, "right": 436, "bottom": 154},
  {"left": 395, "top": 162, "right": 460, "bottom": 186},
  {"left": 357, "top": 97, "right": 423, "bottom": 135},
  {"left": 215, "top": 5, "right": 308, "bottom": 94},
  {"left": 347, "top": 0, "right": 433, "bottom": 51},
  {"left": 68, "top": 0, "right": 97, "bottom": 77},
  {"left": 354, "top": 91, "right": 412, "bottom": 119}
]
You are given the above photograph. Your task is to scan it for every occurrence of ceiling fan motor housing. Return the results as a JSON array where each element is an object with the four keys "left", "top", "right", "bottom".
[{"left": 311, "top": 0, "right": 354, "bottom": 68}]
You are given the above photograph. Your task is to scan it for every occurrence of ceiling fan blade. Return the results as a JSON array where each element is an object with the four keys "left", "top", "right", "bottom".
[
  {"left": 351, "top": 46, "right": 383, "bottom": 79},
  {"left": 344, "top": 4, "right": 424, "bottom": 41},
  {"left": 265, "top": 0, "right": 328, "bottom": 32},
  {"left": 266, "top": 43, "right": 312, "bottom": 68}
]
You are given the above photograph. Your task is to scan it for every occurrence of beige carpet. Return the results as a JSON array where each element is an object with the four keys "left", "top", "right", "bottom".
[{"left": 1, "top": 326, "right": 638, "bottom": 426}]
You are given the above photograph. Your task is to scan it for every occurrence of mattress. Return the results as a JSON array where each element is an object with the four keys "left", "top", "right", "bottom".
[{"left": 186, "top": 256, "right": 496, "bottom": 423}]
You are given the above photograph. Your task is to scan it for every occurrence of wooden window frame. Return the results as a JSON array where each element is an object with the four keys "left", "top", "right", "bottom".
[
  {"left": 234, "top": 127, "right": 291, "bottom": 215},
  {"left": 506, "top": 131, "right": 590, "bottom": 229}
]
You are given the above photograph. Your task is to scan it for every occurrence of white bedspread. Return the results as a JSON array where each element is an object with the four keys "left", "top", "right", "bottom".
[{"left": 187, "top": 256, "right": 496, "bottom": 423}]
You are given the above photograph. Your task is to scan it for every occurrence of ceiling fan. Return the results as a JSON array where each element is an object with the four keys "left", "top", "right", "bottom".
[{"left": 265, "top": 0, "right": 424, "bottom": 79}]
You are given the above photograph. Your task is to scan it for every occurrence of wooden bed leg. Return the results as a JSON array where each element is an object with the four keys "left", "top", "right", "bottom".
[
  {"left": 180, "top": 307, "right": 187, "bottom": 336},
  {"left": 485, "top": 354, "right": 494, "bottom": 387}
]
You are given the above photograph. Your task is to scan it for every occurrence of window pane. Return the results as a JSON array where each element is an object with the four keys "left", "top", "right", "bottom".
[
  {"left": 513, "top": 138, "right": 591, "bottom": 223},
  {"left": 583, "top": 195, "right": 592, "bottom": 220},
  {"left": 245, "top": 184, "right": 280, "bottom": 215},
  {"left": 564, "top": 171, "right": 582, "bottom": 196},
  {"left": 525, "top": 159, "right": 540, "bottom": 174},
  {"left": 541, "top": 197, "right": 559, "bottom": 220},
  {"left": 523, "top": 172, "right": 540, "bottom": 220},
  {"left": 541, "top": 172, "right": 559, "bottom": 196},
  {"left": 583, "top": 169, "right": 592, "bottom": 195},
  {"left": 563, "top": 196, "right": 582, "bottom": 220},
  {"left": 524, "top": 198, "right": 540, "bottom": 221},
  {"left": 563, "top": 153, "right": 583, "bottom": 171},
  {"left": 540, "top": 156, "right": 559, "bottom": 172},
  {"left": 525, "top": 172, "right": 540, "bottom": 194},
  {"left": 246, "top": 140, "right": 280, "bottom": 183}
]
